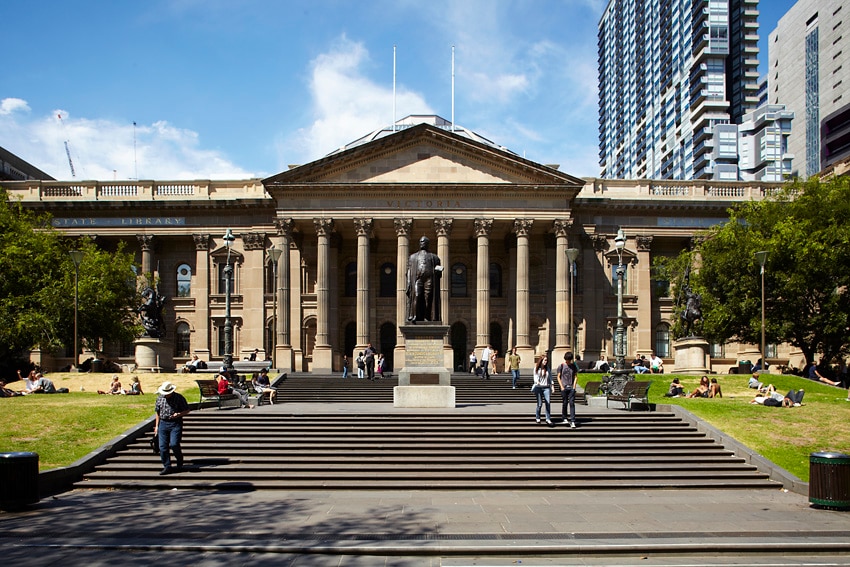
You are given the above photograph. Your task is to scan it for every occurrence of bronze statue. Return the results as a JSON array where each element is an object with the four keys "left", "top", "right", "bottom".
[
  {"left": 138, "top": 286, "right": 167, "bottom": 338},
  {"left": 406, "top": 236, "right": 443, "bottom": 323},
  {"left": 678, "top": 265, "right": 702, "bottom": 336}
]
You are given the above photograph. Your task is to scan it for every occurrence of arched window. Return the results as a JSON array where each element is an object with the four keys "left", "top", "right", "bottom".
[
  {"left": 451, "top": 263, "right": 467, "bottom": 297},
  {"left": 379, "top": 262, "right": 395, "bottom": 297},
  {"left": 175, "top": 322, "right": 191, "bottom": 357},
  {"left": 489, "top": 263, "right": 502, "bottom": 297},
  {"left": 176, "top": 264, "right": 192, "bottom": 297},
  {"left": 344, "top": 262, "right": 357, "bottom": 297},
  {"left": 655, "top": 323, "right": 670, "bottom": 358}
]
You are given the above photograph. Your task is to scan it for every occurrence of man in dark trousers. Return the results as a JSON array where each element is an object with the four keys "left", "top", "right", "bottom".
[
  {"left": 557, "top": 352, "right": 578, "bottom": 429},
  {"left": 154, "top": 381, "right": 191, "bottom": 475},
  {"left": 364, "top": 342, "right": 377, "bottom": 380}
]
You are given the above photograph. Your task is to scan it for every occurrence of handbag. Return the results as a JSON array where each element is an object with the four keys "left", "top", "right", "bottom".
[{"left": 149, "top": 436, "right": 160, "bottom": 454}]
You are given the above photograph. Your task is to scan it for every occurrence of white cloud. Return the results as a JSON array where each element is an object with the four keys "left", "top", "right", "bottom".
[
  {"left": 0, "top": 98, "right": 30, "bottom": 115},
  {"left": 279, "top": 37, "right": 434, "bottom": 166},
  {"left": 0, "top": 102, "right": 254, "bottom": 181}
]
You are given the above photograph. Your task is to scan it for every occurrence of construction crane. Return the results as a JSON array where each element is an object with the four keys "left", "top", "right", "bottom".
[{"left": 57, "top": 113, "right": 76, "bottom": 178}]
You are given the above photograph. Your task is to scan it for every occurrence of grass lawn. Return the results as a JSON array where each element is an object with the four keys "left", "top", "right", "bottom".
[
  {"left": 579, "top": 372, "right": 850, "bottom": 481},
  {"left": 2, "top": 371, "right": 849, "bottom": 481}
]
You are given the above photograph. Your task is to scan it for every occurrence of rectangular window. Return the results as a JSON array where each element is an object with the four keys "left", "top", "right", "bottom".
[{"left": 806, "top": 27, "right": 821, "bottom": 176}]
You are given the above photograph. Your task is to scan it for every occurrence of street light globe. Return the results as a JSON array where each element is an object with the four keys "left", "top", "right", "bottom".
[
  {"left": 223, "top": 228, "right": 235, "bottom": 249},
  {"left": 614, "top": 229, "right": 626, "bottom": 252}
]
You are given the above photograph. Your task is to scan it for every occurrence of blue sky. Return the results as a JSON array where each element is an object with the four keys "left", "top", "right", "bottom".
[{"left": 1, "top": 0, "right": 797, "bottom": 181}]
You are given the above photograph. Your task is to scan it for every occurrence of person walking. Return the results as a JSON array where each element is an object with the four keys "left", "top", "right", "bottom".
[
  {"left": 531, "top": 355, "right": 553, "bottom": 426},
  {"left": 508, "top": 347, "right": 522, "bottom": 389},
  {"left": 154, "top": 381, "right": 190, "bottom": 475},
  {"left": 557, "top": 352, "right": 578, "bottom": 428},
  {"left": 469, "top": 350, "right": 477, "bottom": 374},
  {"left": 480, "top": 344, "right": 492, "bottom": 380}
]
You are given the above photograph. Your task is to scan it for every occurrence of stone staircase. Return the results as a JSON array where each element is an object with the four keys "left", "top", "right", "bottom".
[{"left": 76, "top": 404, "right": 779, "bottom": 491}]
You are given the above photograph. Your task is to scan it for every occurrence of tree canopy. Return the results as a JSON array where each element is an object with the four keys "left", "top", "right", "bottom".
[
  {"left": 0, "top": 188, "right": 140, "bottom": 369},
  {"left": 655, "top": 175, "right": 850, "bottom": 365}
]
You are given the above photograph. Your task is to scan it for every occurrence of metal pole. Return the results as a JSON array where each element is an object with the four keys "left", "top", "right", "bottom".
[
  {"left": 755, "top": 251, "right": 768, "bottom": 367},
  {"left": 223, "top": 229, "right": 235, "bottom": 371},
  {"left": 565, "top": 248, "right": 579, "bottom": 353},
  {"left": 269, "top": 245, "right": 282, "bottom": 369},
  {"left": 69, "top": 250, "right": 83, "bottom": 371}
]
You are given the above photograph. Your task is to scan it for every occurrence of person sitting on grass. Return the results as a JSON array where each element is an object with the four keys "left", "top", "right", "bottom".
[
  {"left": 687, "top": 376, "right": 710, "bottom": 398},
  {"left": 708, "top": 377, "right": 722, "bottom": 398},
  {"left": 0, "top": 380, "right": 23, "bottom": 397},
  {"left": 748, "top": 372, "right": 764, "bottom": 390},
  {"left": 750, "top": 384, "right": 804, "bottom": 407},
  {"left": 124, "top": 376, "right": 143, "bottom": 395},
  {"left": 664, "top": 378, "right": 685, "bottom": 397},
  {"left": 807, "top": 359, "right": 842, "bottom": 387},
  {"left": 98, "top": 375, "right": 123, "bottom": 395}
]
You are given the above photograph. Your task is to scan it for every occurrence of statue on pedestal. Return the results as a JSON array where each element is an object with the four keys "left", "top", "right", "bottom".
[
  {"left": 137, "top": 286, "right": 166, "bottom": 338},
  {"left": 406, "top": 236, "right": 443, "bottom": 323}
]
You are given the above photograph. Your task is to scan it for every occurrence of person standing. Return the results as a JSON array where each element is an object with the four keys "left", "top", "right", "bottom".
[
  {"left": 480, "top": 344, "right": 492, "bottom": 380},
  {"left": 364, "top": 343, "right": 377, "bottom": 380},
  {"left": 557, "top": 352, "right": 578, "bottom": 428},
  {"left": 342, "top": 355, "right": 349, "bottom": 379},
  {"left": 356, "top": 352, "right": 365, "bottom": 379},
  {"left": 531, "top": 355, "right": 553, "bottom": 426},
  {"left": 376, "top": 353, "right": 385, "bottom": 379},
  {"left": 469, "top": 350, "right": 478, "bottom": 374},
  {"left": 508, "top": 348, "right": 522, "bottom": 389},
  {"left": 154, "top": 381, "right": 190, "bottom": 475}
]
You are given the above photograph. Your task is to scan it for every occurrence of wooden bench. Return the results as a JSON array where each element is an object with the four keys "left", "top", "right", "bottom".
[
  {"left": 233, "top": 361, "right": 272, "bottom": 375},
  {"left": 606, "top": 380, "right": 652, "bottom": 411},
  {"left": 195, "top": 379, "right": 239, "bottom": 410}
]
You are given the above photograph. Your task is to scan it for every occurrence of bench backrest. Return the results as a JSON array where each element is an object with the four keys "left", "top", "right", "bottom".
[
  {"left": 625, "top": 381, "right": 651, "bottom": 396},
  {"left": 584, "top": 381, "right": 602, "bottom": 396},
  {"left": 195, "top": 380, "right": 220, "bottom": 397}
]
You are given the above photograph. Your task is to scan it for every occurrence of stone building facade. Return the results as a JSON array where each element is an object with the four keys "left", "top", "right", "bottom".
[{"left": 5, "top": 118, "right": 789, "bottom": 373}]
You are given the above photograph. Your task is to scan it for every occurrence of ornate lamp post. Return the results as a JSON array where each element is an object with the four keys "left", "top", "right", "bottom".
[
  {"left": 268, "top": 245, "right": 283, "bottom": 369},
  {"left": 613, "top": 229, "right": 627, "bottom": 372},
  {"left": 565, "top": 247, "right": 579, "bottom": 351},
  {"left": 223, "top": 229, "right": 235, "bottom": 371},
  {"left": 755, "top": 250, "right": 768, "bottom": 369},
  {"left": 69, "top": 250, "right": 84, "bottom": 371}
]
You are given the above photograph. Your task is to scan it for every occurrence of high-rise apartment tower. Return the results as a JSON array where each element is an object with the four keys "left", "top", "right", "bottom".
[{"left": 598, "top": 0, "right": 761, "bottom": 180}]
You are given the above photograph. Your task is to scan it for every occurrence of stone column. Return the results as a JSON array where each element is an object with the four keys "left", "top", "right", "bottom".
[
  {"left": 137, "top": 235, "right": 153, "bottom": 276},
  {"left": 585, "top": 234, "right": 609, "bottom": 360},
  {"left": 274, "top": 218, "right": 294, "bottom": 370},
  {"left": 474, "top": 218, "right": 493, "bottom": 349},
  {"left": 513, "top": 219, "right": 533, "bottom": 347},
  {"left": 636, "top": 235, "right": 654, "bottom": 354},
  {"left": 313, "top": 218, "right": 334, "bottom": 373},
  {"left": 192, "top": 234, "right": 211, "bottom": 360},
  {"left": 394, "top": 218, "right": 412, "bottom": 368},
  {"left": 241, "top": 233, "right": 265, "bottom": 359},
  {"left": 354, "top": 218, "right": 373, "bottom": 351},
  {"left": 552, "top": 219, "right": 572, "bottom": 363},
  {"left": 435, "top": 218, "right": 454, "bottom": 368}
]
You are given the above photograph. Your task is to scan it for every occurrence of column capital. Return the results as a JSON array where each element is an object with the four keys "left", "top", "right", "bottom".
[
  {"left": 552, "top": 218, "right": 573, "bottom": 238},
  {"left": 313, "top": 218, "right": 334, "bottom": 236},
  {"left": 136, "top": 234, "right": 154, "bottom": 251},
  {"left": 192, "top": 234, "right": 210, "bottom": 251},
  {"left": 591, "top": 234, "right": 609, "bottom": 252},
  {"left": 353, "top": 218, "right": 374, "bottom": 237},
  {"left": 636, "top": 234, "right": 653, "bottom": 251},
  {"left": 434, "top": 217, "right": 454, "bottom": 237},
  {"left": 274, "top": 217, "right": 295, "bottom": 238},
  {"left": 474, "top": 218, "right": 493, "bottom": 237},
  {"left": 243, "top": 232, "right": 265, "bottom": 250},
  {"left": 513, "top": 218, "right": 534, "bottom": 237},
  {"left": 394, "top": 217, "right": 413, "bottom": 237}
]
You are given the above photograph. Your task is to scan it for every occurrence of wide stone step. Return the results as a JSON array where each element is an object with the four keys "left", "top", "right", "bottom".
[{"left": 78, "top": 406, "right": 780, "bottom": 492}]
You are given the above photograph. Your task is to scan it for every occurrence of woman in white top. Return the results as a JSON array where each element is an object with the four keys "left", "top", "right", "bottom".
[{"left": 531, "top": 355, "right": 553, "bottom": 426}]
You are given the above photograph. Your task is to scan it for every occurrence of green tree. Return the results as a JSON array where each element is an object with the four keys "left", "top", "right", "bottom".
[
  {"left": 0, "top": 187, "right": 141, "bottom": 368},
  {"left": 656, "top": 176, "right": 850, "bottom": 365}
]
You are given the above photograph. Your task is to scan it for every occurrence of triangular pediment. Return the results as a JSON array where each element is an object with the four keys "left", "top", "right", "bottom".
[{"left": 264, "top": 122, "right": 583, "bottom": 188}]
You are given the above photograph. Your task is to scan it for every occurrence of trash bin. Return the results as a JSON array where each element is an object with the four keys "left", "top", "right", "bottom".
[
  {"left": 0, "top": 452, "right": 39, "bottom": 511},
  {"left": 91, "top": 359, "right": 103, "bottom": 372},
  {"left": 738, "top": 360, "right": 752, "bottom": 375},
  {"left": 809, "top": 452, "right": 850, "bottom": 510}
]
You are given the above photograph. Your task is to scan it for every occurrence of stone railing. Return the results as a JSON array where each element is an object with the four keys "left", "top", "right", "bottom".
[
  {"left": 581, "top": 177, "right": 784, "bottom": 201},
  {"left": 2, "top": 179, "right": 268, "bottom": 202}
]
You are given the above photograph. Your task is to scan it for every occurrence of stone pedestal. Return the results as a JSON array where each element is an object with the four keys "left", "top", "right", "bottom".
[
  {"left": 395, "top": 324, "right": 455, "bottom": 408},
  {"left": 134, "top": 337, "right": 174, "bottom": 372},
  {"left": 673, "top": 337, "right": 710, "bottom": 374}
]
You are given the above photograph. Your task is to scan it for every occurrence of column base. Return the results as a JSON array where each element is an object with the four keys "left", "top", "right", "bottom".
[{"left": 312, "top": 345, "right": 333, "bottom": 374}]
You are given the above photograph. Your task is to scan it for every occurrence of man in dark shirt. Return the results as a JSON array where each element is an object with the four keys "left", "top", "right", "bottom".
[{"left": 154, "top": 381, "right": 190, "bottom": 475}]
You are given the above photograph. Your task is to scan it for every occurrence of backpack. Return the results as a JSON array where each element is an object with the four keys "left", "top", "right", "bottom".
[{"left": 357, "top": 356, "right": 365, "bottom": 369}]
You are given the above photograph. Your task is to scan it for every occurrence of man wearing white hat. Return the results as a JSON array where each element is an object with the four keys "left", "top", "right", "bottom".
[{"left": 154, "top": 381, "right": 190, "bottom": 475}]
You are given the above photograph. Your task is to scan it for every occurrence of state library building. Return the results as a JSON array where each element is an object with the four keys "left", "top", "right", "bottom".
[{"left": 5, "top": 116, "right": 791, "bottom": 374}]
